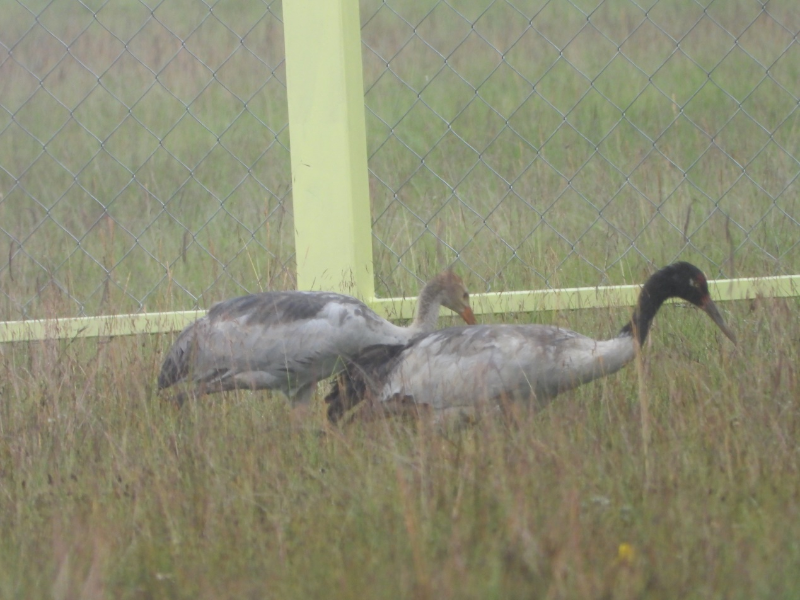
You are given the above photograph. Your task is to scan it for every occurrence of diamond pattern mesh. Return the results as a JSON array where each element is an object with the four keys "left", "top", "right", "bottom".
[
  {"left": 1, "top": 0, "right": 798, "bottom": 321},
  {"left": 1, "top": 0, "right": 293, "bottom": 320},
  {"left": 362, "top": 0, "right": 800, "bottom": 296}
]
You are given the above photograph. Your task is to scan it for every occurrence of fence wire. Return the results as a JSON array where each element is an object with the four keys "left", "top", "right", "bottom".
[
  {"left": 362, "top": 0, "right": 800, "bottom": 296},
  {"left": 1, "top": 0, "right": 799, "bottom": 321},
  {"left": 1, "top": 0, "right": 293, "bottom": 320}
]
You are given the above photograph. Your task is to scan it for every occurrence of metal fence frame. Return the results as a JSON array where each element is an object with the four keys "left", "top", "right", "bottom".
[{"left": 2, "top": 0, "right": 799, "bottom": 343}]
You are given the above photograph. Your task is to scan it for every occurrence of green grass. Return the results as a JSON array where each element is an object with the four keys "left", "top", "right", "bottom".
[
  {"left": 1, "top": 298, "right": 799, "bottom": 598},
  {"left": 1, "top": 0, "right": 800, "bottom": 597},
  {"left": 361, "top": 0, "right": 800, "bottom": 296},
  {"left": 2, "top": 0, "right": 800, "bottom": 318}
]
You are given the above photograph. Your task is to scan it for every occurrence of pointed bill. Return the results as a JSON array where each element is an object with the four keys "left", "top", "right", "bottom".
[
  {"left": 460, "top": 306, "right": 477, "bottom": 325},
  {"left": 702, "top": 298, "right": 736, "bottom": 344}
]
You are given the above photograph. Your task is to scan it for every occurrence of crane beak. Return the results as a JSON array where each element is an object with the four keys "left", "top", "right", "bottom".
[
  {"left": 460, "top": 306, "right": 477, "bottom": 325},
  {"left": 702, "top": 298, "right": 737, "bottom": 344}
]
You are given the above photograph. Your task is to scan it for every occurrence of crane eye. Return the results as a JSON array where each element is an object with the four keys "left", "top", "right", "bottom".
[{"left": 463, "top": 292, "right": 469, "bottom": 301}]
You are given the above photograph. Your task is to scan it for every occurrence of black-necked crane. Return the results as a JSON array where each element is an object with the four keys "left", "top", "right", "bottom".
[
  {"left": 158, "top": 269, "right": 476, "bottom": 405},
  {"left": 326, "top": 262, "right": 736, "bottom": 422}
]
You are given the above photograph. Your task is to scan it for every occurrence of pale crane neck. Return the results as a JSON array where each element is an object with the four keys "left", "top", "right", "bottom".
[{"left": 408, "top": 279, "right": 445, "bottom": 335}]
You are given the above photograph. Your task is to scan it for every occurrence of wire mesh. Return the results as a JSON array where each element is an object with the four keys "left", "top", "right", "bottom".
[
  {"left": 0, "top": 0, "right": 293, "bottom": 320},
  {"left": 2, "top": 0, "right": 799, "bottom": 321},
  {"left": 362, "top": 0, "right": 800, "bottom": 296}
]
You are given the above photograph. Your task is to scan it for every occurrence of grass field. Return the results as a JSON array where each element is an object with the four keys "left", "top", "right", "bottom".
[
  {"left": 1, "top": 299, "right": 798, "bottom": 598},
  {"left": 1, "top": 0, "right": 800, "bottom": 597}
]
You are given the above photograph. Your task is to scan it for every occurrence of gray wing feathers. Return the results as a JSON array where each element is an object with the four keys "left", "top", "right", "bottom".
[
  {"left": 159, "top": 291, "right": 414, "bottom": 400},
  {"left": 375, "top": 324, "right": 628, "bottom": 410},
  {"left": 208, "top": 291, "right": 383, "bottom": 327}
]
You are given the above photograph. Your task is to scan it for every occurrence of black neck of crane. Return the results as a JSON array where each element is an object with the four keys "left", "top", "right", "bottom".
[{"left": 618, "top": 268, "right": 677, "bottom": 346}]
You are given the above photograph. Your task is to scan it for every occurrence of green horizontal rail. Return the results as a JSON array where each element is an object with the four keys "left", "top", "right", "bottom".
[
  {"left": 0, "top": 310, "right": 205, "bottom": 344},
  {"left": 1, "top": 274, "right": 797, "bottom": 343},
  {"left": 372, "top": 273, "right": 800, "bottom": 320}
]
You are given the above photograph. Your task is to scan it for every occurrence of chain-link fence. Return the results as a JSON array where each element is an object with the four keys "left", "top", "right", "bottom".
[
  {"left": 2, "top": 0, "right": 799, "bottom": 322},
  {"left": 1, "top": 0, "right": 293, "bottom": 321},
  {"left": 362, "top": 0, "right": 800, "bottom": 297}
]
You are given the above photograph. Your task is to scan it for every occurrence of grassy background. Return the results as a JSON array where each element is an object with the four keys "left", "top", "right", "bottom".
[
  {"left": 1, "top": 0, "right": 293, "bottom": 320},
  {"left": 362, "top": 0, "right": 800, "bottom": 294},
  {"left": 1, "top": 0, "right": 799, "bottom": 319},
  {"left": 1, "top": 0, "right": 800, "bottom": 597}
]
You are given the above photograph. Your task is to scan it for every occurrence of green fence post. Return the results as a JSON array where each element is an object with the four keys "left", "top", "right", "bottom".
[{"left": 283, "top": 0, "right": 375, "bottom": 299}]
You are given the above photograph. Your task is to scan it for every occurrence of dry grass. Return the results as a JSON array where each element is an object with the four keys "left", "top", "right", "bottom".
[
  {"left": 1, "top": 297, "right": 799, "bottom": 598},
  {"left": 1, "top": 0, "right": 800, "bottom": 597}
]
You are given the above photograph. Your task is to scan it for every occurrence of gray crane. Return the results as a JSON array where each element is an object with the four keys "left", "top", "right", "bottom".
[
  {"left": 326, "top": 262, "right": 736, "bottom": 422},
  {"left": 158, "top": 270, "right": 476, "bottom": 405}
]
